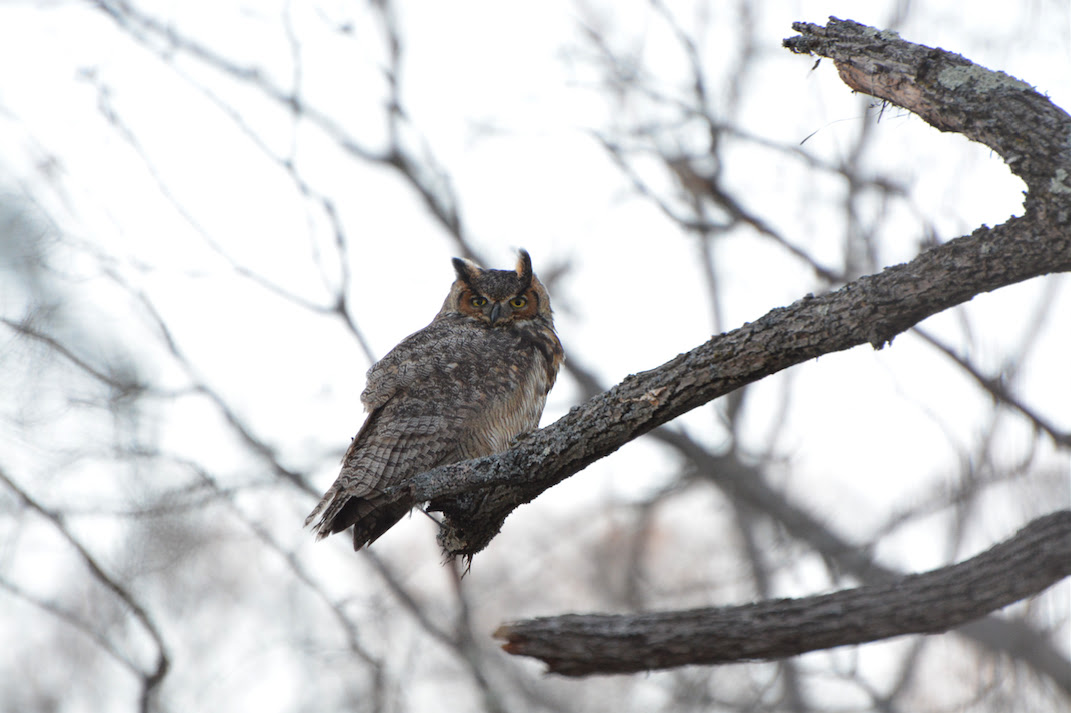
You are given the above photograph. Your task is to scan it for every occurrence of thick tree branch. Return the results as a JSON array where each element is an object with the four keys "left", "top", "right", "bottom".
[
  {"left": 665, "top": 429, "right": 1071, "bottom": 694},
  {"left": 495, "top": 511, "right": 1071, "bottom": 675},
  {"left": 397, "top": 18, "right": 1071, "bottom": 559},
  {"left": 783, "top": 18, "right": 1071, "bottom": 195}
]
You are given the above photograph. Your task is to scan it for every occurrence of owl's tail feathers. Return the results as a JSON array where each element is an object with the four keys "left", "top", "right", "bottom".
[
  {"left": 303, "top": 490, "right": 338, "bottom": 539},
  {"left": 305, "top": 487, "right": 411, "bottom": 551}
]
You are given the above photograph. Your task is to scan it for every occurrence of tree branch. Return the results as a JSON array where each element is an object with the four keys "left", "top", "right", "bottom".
[
  {"left": 783, "top": 18, "right": 1071, "bottom": 194},
  {"left": 494, "top": 511, "right": 1071, "bottom": 675},
  {"left": 397, "top": 18, "right": 1071, "bottom": 559},
  {"left": 0, "top": 465, "right": 170, "bottom": 711}
]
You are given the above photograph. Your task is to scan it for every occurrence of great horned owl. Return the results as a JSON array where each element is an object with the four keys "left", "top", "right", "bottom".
[{"left": 305, "top": 249, "right": 564, "bottom": 550}]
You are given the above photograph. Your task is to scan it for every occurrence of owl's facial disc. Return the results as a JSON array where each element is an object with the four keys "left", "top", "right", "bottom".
[{"left": 462, "top": 290, "right": 533, "bottom": 326}]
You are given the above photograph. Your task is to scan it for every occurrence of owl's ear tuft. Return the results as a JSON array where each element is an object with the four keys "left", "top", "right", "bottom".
[
  {"left": 452, "top": 257, "right": 481, "bottom": 285},
  {"left": 515, "top": 249, "right": 533, "bottom": 287}
]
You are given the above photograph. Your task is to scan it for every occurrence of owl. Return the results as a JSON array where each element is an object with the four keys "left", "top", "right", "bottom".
[{"left": 305, "top": 249, "right": 564, "bottom": 550}]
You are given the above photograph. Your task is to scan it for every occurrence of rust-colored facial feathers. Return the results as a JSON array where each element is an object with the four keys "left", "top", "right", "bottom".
[{"left": 445, "top": 249, "right": 549, "bottom": 327}]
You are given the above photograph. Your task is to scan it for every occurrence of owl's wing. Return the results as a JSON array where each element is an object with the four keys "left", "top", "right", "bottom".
[
  {"left": 359, "top": 322, "right": 447, "bottom": 412},
  {"left": 306, "top": 323, "right": 501, "bottom": 549},
  {"left": 304, "top": 391, "right": 473, "bottom": 548}
]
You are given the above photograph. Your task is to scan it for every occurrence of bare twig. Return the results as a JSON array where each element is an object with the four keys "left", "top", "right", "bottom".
[{"left": 0, "top": 465, "right": 170, "bottom": 712}]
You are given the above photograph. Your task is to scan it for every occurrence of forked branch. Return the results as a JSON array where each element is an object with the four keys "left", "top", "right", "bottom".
[{"left": 466, "top": 18, "right": 1071, "bottom": 677}]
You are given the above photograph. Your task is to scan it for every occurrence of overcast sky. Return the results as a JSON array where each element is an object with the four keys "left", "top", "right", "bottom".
[{"left": 0, "top": 2, "right": 1068, "bottom": 711}]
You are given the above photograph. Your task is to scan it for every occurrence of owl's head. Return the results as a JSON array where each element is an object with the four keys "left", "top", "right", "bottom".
[{"left": 441, "top": 249, "right": 553, "bottom": 327}]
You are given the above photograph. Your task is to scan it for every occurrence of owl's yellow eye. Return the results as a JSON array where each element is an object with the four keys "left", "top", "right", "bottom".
[
  {"left": 470, "top": 296, "right": 488, "bottom": 308},
  {"left": 509, "top": 296, "right": 527, "bottom": 309}
]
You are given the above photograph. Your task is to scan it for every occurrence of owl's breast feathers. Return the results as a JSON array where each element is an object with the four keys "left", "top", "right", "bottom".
[
  {"left": 514, "top": 318, "right": 564, "bottom": 388},
  {"left": 305, "top": 315, "right": 562, "bottom": 550},
  {"left": 362, "top": 315, "right": 561, "bottom": 407}
]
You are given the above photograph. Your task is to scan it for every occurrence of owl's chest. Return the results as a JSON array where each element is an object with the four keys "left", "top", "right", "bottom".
[
  {"left": 364, "top": 318, "right": 559, "bottom": 424},
  {"left": 437, "top": 324, "right": 553, "bottom": 379},
  {"left": 452, "top": 342, "right": 552, "bottom": 457}
]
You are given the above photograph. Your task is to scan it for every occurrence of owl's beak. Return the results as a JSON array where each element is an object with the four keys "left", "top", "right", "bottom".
[{"left": 489, "top": 302, "right": 506, "bottom": 325}]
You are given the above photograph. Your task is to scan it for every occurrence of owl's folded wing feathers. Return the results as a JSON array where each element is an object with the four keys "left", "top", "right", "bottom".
[
  {"left": 304, "top": 395, "right": 471, "bottom": 546},
  {"left": 359, "top": 322, "right": 453, "bottom": 411}
]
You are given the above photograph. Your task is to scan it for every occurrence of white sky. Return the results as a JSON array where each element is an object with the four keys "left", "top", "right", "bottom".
[
  {"left": 0, "top": 1, "right": 1068, "bottom": 710},
  {"left": 1, "top": 0, "right": 1067, "bottom": 574},
  {"left": 0, "top": 0, "right": 1066, "bottom": 560}
]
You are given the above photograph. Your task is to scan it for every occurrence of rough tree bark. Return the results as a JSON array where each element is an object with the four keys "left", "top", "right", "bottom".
[
  {"left": 494, "top": 511, "right": 1071, "bottom": 675},
  {"left": 402, "top": 18, "right": 1071, "bottom": 558},
  {"left": 395, "top": 17, "right": 1071, "bottom": 677}
]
